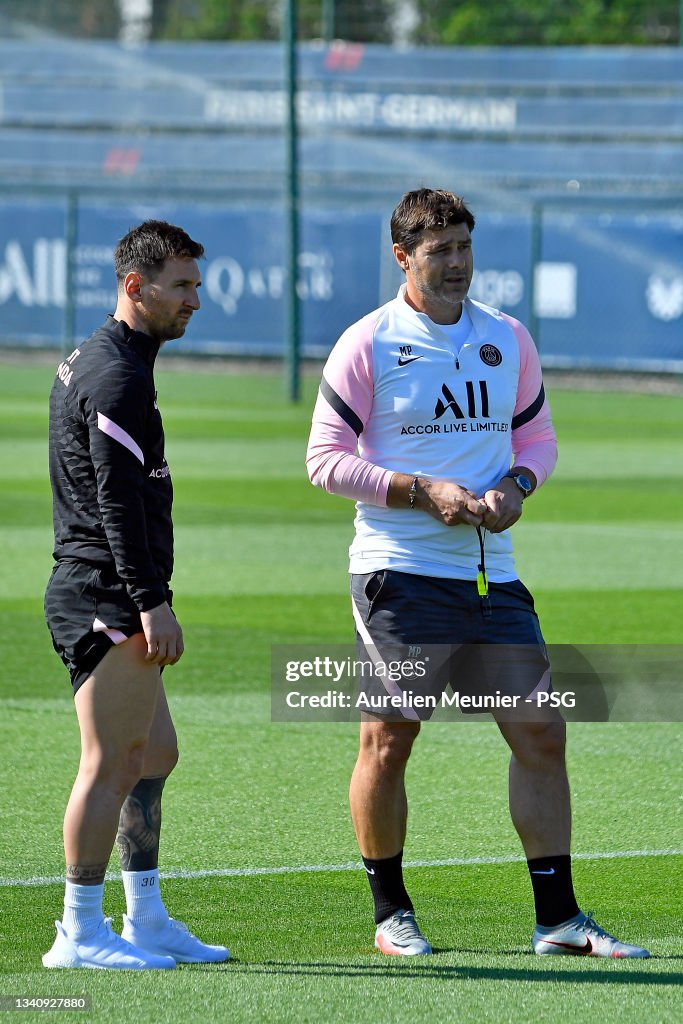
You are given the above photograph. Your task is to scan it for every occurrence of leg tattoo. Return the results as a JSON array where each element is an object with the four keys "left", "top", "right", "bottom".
[
  {"left": 66, "top": 862, "right": 108, "bottom": 885},
  {"left": 116, "top": 776, "right": 166, "bottom": 872}
]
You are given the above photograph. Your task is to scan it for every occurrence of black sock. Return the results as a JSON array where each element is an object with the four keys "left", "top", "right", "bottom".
[
  {"left": 362, "top": 850, "right": 413, "bottom": 925},
  {"left": 527, "top": 854, "right": 580, "bottom": 927}
]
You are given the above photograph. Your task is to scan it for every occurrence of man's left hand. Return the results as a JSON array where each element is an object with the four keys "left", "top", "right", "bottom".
[{"left": 481, "top": 477, "right": 524, "bottom": 533}]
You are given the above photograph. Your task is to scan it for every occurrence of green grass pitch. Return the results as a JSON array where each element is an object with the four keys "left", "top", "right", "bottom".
[{"left": 0, "top": 359, "right": 681, "bottom": 1023}]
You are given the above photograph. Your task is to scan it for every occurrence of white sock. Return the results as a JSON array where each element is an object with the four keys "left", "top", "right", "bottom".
[
  {"left": 122, "top": 869, "right": 169, "bottom": 929},
  {"left": 62, "top": 881, "right": 105, "bottom": 939}
]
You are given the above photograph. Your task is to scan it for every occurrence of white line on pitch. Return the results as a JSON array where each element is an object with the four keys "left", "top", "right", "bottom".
[{"left": 0, "top": 848, "right": 680, "bottom": 889}]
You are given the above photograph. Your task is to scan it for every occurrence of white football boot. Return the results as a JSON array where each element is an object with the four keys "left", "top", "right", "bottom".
[
  {"left": 43, "top": 918, "right": 176, "bottom": 969},
  {"left": 121, "top": 915, "right": 229, "bottom": 963}
]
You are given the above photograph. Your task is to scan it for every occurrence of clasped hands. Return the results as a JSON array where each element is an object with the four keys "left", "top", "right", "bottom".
[{"left": 417, "top": 476, "right": 523, "bottom": 534}]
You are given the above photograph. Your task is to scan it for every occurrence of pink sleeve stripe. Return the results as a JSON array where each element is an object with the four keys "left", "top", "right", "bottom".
[
  {"left": 510, "top": 436, "right": 558, "bottom": 489},
  {"left": 318, "top": 315, "right": 376, "bottom": 428},
  {"left": 306, "top": 315, "right": 392, "bottom": 506},
  {"left": 96, "top": 412, "right": 144, "bottom": 466},
  {"left": 503, "top": 313, "right": 558, "bottom": 489},
  {"left": 511, "top": 383, "right": 546, "bottom": 430},
  {"left": 306, "top": 392, "right": 392, "bottom": 505},
  {"left": 503, "top": 314, "right": 545, "bottom": 420},
  {"left": 320, "top": 375, "right": 363, "bottom": 435}
]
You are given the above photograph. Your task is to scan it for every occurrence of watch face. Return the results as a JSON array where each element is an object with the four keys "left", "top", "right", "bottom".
[{"left": 515, "top": 474, "right": 533, "bottom": 495}]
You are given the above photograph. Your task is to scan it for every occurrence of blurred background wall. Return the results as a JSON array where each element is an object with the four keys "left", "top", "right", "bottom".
[{"left": 0, "top": 0, "right": 681, "bottom": 369}]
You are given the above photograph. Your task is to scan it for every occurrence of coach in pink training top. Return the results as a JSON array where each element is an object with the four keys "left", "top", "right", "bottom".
[{"left": 306, "top": 188, "right": 649, "bottom": 960}]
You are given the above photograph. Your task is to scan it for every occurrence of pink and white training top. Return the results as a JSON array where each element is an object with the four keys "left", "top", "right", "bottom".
[{"left": 306, "top": 286, "right": 557, "bottom": 582}]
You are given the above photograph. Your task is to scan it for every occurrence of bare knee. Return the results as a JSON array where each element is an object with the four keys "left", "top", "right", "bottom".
[
  {"left": 147, "top": 743, "right": 179, "bottom": 779},
  {"left": 78, "top": 739, "right": 150, "bottom": 801},
  {"left": 359, "top": 721, "right": 420, "bottom": 773},
  {"left": 165, "top": 744, "right": 179, "bottom": 776},
  {"left": 508, "top": 720, "right": 566, "bottom": 772},
  {"left": 143, "top": 724, "right": 179, "bottom": 778}
]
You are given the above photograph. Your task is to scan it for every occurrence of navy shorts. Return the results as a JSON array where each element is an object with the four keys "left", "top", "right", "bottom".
[
  {"left": 350, "top": 570, "right": 550, "bottom": 721},
  {"left": 44, "top": 561, "right": 171, "bottom": 694}
]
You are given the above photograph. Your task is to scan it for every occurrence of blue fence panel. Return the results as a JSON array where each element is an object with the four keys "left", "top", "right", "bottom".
[
  {"left": 2, "top": 196, "right": 682, "bottom": 369},
  {"left": 0, "top": 199, "right": 67, "bottom": 345},
  {"left": 73, "top": 202, "right": 383, "bottom": 355},
  {"left": 467, "top": 212, "right": 533, "bottom": 325},
  {"left": 537, "top": 210, "right": 683, "bottom": 369},
  {"left": 4, "top": 130, "right": 681, "bottom": 191},
  {"left": 2, "top": 41, "right": 683, "bottom": 87}
]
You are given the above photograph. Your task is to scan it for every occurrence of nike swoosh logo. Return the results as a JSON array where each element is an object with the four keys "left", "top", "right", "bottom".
[
  {"left": 364, "top": 867, "right": 375, "bottom": 875},
  {"left": 531, "top": 868, "right": 555, "bottom": 875},
  {"left": 397, "top": 356, "right": 423, "bottom": 366},
  {"left": 545, "top": 937, "right": 593, "bottom": 954}
]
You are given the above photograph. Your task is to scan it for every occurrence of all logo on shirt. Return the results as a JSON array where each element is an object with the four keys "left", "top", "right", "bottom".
[
  {"left": 480, "top": 344, "right": 502, "bottom": 367},
  {"left": 400, "top": 379, "right": 509, "bottom": 436},
  {"left": 434, "top": 381, "right": 489, "bottom": 420}
]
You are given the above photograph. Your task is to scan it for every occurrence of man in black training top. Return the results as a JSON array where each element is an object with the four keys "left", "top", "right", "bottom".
[{"left": 44, "top": 220, "right": 229, "bottom": 970}]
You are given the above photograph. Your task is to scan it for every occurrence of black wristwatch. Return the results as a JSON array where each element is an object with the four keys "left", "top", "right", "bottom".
[{"left": 505, "top": 472, "right": 533, "bottom": 499}]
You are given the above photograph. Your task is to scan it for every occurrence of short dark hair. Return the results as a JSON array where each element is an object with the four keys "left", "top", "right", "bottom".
[
  {"left": 114, "top": 220, "right": 204, "bottom": 283},
  {"left": 391, "top": 189, "right": 475, "bottom": 255}
]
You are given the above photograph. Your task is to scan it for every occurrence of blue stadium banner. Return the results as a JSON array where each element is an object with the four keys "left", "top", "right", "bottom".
[
  {"left": 74, "top": 203, "right": 383, "bottom": 357},
  {"left": 0, "top": 199, "right": 67, "bottom": 345},
  {"left": 1, "top": 198, "right": 682, "bottom": 369},
  {"left": 0, "top": 200, "right": 382, "bottom": 356},
  {"left": 537, "top": 210, "right": 683, "bottom": 370}
]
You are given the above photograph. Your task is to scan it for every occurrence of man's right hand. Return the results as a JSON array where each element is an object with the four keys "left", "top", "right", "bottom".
[
  {"left": 416, "top": 478, "right": 487, "bottom": 526},
  {"left": 387, "top": 474, "right": 487, "bottom": 527},
  {"left": 140, "top": 602, "right": 184, "bottom": 666}
]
